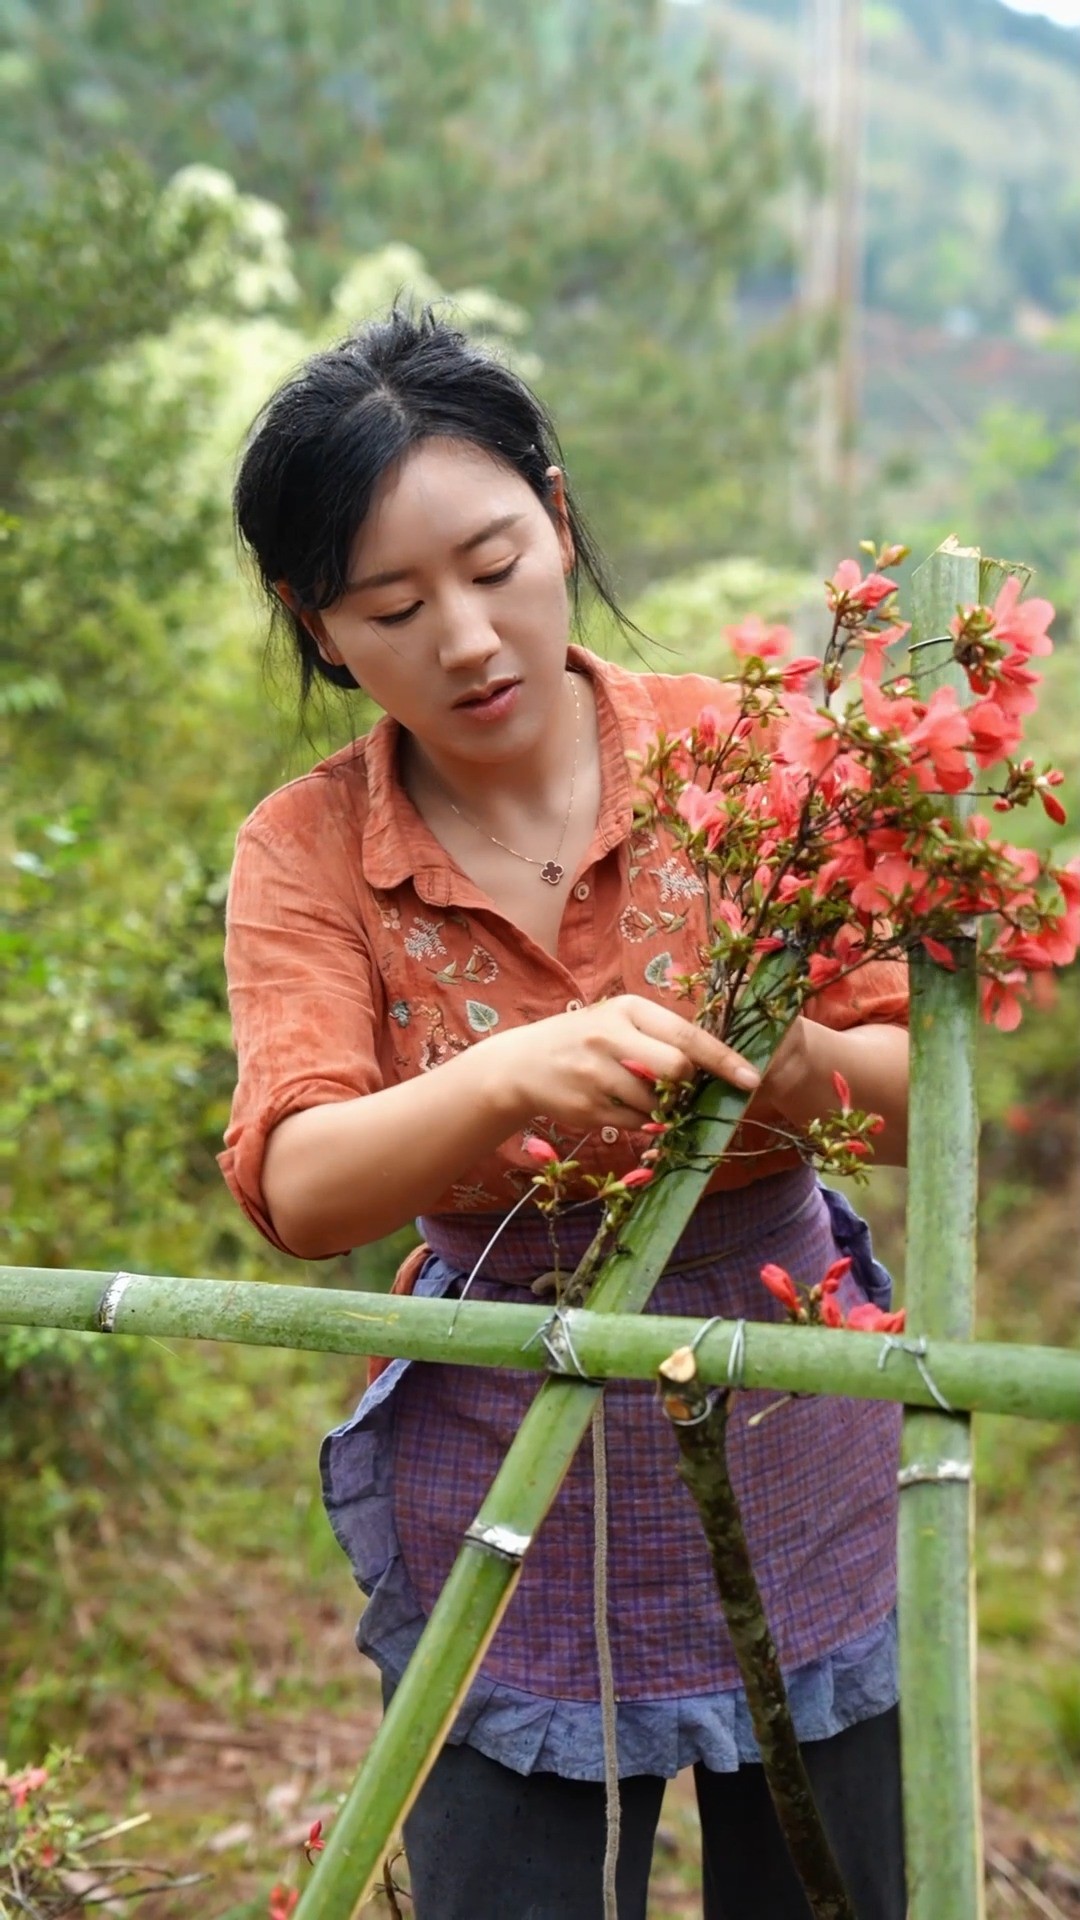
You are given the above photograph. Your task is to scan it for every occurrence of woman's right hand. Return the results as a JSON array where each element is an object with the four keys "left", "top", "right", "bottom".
[{"left": 482, "top": 993, "right": 761, "bottom": 1137}]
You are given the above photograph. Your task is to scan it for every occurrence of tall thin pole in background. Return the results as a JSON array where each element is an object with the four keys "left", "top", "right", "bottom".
[{"left": 799, "top": 0, "right": 864, "bottom": 565}]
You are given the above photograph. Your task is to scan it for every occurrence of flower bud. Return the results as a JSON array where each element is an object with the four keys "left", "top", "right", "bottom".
[{"left": 760, "top": 1262, "right": 800, "bottom": 1314}]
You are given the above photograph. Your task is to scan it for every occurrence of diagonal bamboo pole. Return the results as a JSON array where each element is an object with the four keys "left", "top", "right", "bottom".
[
  {"left": 292, "top": 955, "right": 798, "bottom": 1919},
  {"left": 900, "top": 542, "right": 1025, "bottom": 1920},
  {"left": 1, "top": 1273, "right": 1077, "bottom": 1422}
]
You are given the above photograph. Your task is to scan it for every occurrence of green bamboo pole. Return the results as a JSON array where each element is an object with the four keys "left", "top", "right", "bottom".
[
  {"left": 291, "top": 963, "right": 798, "bottom": 1919},
  {"left": 900, "top": 542, "right": 1023, "bottom": 1920},
  {"left": 1, "top": 1271, "right": 1077, "bottom": 1422}
]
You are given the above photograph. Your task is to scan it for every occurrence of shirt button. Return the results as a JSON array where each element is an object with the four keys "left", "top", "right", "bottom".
[
  {"left": 600, "top": 1125, "right": 620, "bottom": 1144},
  {"left": 573, "top": 881, "right": 590, "bottom": 901},
  {"left": 566, "top": 997, "right": 584, "bottom": 1012}
]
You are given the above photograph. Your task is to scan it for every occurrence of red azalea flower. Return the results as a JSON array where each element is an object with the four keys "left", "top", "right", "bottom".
[
  {"left": 827, "top": 559, "right": 897, "bottom": 613},
  {"left": 5, "top": 1767, "right": 48, "bottom": 1809},
  {"left": 820, "top": 1256, "right": 853, "bottom": 1293},
  {"left": 675, "top": 782, "right": 728, "bottom": 850},
  {"left": 991, "top": 575, "right": 1054, "bottom": 658},
  {"left": 760, "top": 1263, "right": 800, "bottom": 1314},
  {"left": 831, "top": 1071, "right": 852, "bottom": 1112},
  {"left": 778, "top": 694, "right": 840, "bottom": 779},
  {"left": 727, "top": 616, "right": 793, "bottom": 661},
  {"left": 845, "top": 1303, "right": 906, "bottom": 1334},
  {"left": 523, "top": 1136, "right": 559, "bottom": 1164},
  {"left": 921, "top": 936, "right": 956, "bottom": 969}
]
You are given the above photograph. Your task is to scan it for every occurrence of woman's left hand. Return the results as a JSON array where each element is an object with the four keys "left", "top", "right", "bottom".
[{"left": 741, "top": 1015, "right": 910, "bottom": 1166}]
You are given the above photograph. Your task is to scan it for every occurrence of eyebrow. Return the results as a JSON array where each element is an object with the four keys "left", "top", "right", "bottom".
[{"left": 346, "top": 513, "right": 525, "bottom": 594}]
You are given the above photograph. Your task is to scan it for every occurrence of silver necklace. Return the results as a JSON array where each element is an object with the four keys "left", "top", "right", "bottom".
[{"left": 440, "top": 674, "right": 581, "bottom": 886}]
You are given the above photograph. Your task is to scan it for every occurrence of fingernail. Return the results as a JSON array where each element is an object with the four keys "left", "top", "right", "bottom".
[{"left": 735, "top": 1065, "right": 760, "bottom": 1089}]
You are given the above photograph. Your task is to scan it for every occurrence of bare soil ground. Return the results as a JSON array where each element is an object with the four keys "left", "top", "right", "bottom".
[{"left": 66, "top": 1542, "right": 1078, "bottom": 1919}]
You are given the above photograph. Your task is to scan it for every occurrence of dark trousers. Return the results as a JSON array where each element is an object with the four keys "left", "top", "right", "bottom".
[{"left": 399, "top": 1705, "right": 906, "bottom": 1920}]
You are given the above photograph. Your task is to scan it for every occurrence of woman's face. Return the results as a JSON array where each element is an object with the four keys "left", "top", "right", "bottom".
[{"left": 311, "top": 438, "right": 575, "bottom": 769}]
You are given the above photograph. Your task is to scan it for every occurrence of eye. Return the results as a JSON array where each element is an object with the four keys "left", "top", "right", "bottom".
[
  {"left": 373, "top": 601, "right": 422, "bottom": 627},
  {"left": 476, "top": 560, "right": 518, "bottom": 586}
]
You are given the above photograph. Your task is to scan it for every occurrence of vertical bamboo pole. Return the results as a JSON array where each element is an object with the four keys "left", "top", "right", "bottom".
[{"left": 900, "top": 541, "right": 1022, "bottom": 1919}]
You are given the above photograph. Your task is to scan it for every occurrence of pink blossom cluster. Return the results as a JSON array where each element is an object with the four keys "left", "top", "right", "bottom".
[
  {"left": 3, "top": 1765, "right": 49, "bottom": 1809},
  {"left": 639, "top": 555, "right": 1077, "bottom": 1040}
]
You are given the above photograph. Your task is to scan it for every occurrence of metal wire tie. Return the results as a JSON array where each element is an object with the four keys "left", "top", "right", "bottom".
[
  {"left": 898, "top": 1459, "right": 972, "bottom": 1490},
  {"left": 876, "top": 1332, "right": 954, "bottom": 1413},
  {"left": 522, "top": 1306, "right": 602, "bottom": 1383},
  {"left": 97, "top": 1271, "right": 137, "bottom": 1333}
]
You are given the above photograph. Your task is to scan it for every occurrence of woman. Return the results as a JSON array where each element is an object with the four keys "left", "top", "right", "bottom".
[{"left": 222, "top": 309, "right": 909, "bottom": 1919}]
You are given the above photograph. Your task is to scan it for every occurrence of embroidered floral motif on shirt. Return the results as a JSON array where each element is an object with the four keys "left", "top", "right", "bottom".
[
  {"left": 644, "top": 951, "right": 674, "bottom": 990},
  {"left": 371, "top": 890, "right": 402, "bottom": 931},
  {"left": 627, "top": 827, "right": 659, "bottom": 884},
  {"left": 465, "top": 1000, "right": 500, "bottom": 1034},
  {"left": 651, "top": 857, "right": 705, "bottom": 903},
  {"left": 619, "top": 904, "right": 656, "bottom": 943},
  {"left": 463, "top": 943, "right": 500, "bottom": 983},
  {"left": 390, "top": 1000, "right": 411, "bottom": 1027},
  {"left": 450, "top": 1180, "right": 500, "bottom": 1209},
  {"left": 417, "top": 1002, "right": 469, "bottom": 1072},
  {"left": 404, "top": 916, "right": 447, "bottom": 961}
]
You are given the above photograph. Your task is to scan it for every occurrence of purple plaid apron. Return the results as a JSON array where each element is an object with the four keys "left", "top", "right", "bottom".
[{"left": 322, "top": 1168, "right": 901, "bottom": 1780}]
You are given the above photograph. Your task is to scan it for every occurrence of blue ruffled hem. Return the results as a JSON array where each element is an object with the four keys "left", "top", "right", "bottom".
[
  {"left": 320, "top": 1181, "right": 899, "bottom": 1782},
  {"left": 376, "top": 1609, "right": 899, "bottom": 1783}
]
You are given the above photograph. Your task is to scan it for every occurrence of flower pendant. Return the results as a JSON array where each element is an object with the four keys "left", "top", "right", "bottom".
[{"left": 540, "top": 860, "right": 564, "bottom": 886}]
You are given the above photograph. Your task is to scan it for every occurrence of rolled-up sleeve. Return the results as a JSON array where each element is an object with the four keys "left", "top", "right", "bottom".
[
  {"left": 805, "top": 958, "right": 910, "bottom": 1032},
  {"left": 219, "top": 815, "right": 384, "bottom": 1251}
]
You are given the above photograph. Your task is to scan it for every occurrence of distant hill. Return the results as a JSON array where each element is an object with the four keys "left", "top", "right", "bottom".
[{"left": 679, "top": 0, "right": 1080, "bottom": 331}]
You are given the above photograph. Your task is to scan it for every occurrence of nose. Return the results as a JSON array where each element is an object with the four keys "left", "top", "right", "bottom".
[{"left": 435, "top": 585, "right": 502, "bottom": 677}]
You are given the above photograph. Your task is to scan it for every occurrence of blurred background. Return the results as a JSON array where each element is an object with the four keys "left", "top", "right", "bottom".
[{"left": 2, "top": 1, "right": 1078, "bottom": 1912}]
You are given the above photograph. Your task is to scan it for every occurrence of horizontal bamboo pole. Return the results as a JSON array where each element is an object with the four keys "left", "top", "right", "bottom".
[{"left": 1, "top": 1268, "right": 1077, "bottom": 1422}]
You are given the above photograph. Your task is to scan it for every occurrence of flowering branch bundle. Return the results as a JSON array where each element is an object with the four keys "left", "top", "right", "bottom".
[{"left": 639, "top": 545, "right": 1076, "bottom": 1057}]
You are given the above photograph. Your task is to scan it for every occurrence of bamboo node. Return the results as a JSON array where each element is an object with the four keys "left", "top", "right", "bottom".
[
  {"left": 897, "top": 1459, "right": 972, "bottom": 1490},
  {"left": 97, "top": 1271, "right": 137, "bottom": 1333},
  {"left": 464, "top": 1520, "right": 533, "bottom": 1562}
]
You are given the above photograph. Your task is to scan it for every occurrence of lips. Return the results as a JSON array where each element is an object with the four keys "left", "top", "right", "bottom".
[{"left": 453, "top": 677, "right": 519, "bottom": 709}]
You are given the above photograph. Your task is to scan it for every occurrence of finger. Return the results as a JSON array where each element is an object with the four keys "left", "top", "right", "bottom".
[
  {"left": 628, "top": 1005, "right": 760, "bottom": 1091},
  {"left": 613, "top": 1041, "right": 699, "bottom": 1103}
]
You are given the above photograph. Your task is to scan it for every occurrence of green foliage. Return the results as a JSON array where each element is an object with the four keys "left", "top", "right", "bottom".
[
  {"left": 0, "top": 2, "right": 818, "bottom": 590},
  {"left": 621, "top": 555, "right": 818, "bottom": 674}
]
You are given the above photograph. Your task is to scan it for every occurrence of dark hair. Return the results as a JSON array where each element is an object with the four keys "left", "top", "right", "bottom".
[{"left": 234, "top": 306, "right": 626, "bottom": 700}]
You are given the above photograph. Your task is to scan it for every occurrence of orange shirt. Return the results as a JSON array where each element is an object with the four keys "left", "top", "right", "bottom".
[{"left": 220, "top": 646, "right": 908, "bottom": 1252}]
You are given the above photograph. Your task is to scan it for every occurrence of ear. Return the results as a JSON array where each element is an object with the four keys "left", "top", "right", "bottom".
[
  {"left": 544, "top": 467, "right": 576, "bottom": 576},
  {"left": 275, "top": 579, "right": 346, "bottom": 668}
]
